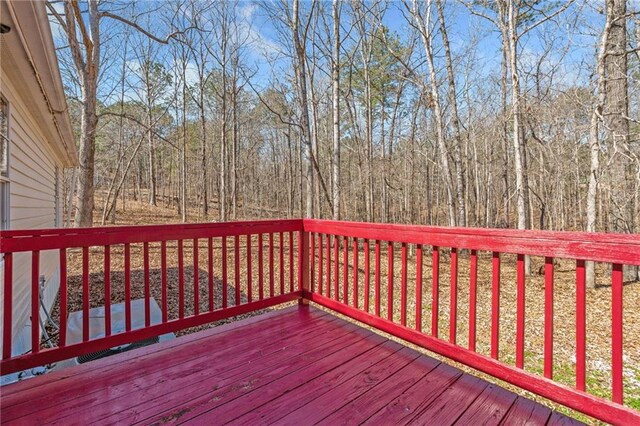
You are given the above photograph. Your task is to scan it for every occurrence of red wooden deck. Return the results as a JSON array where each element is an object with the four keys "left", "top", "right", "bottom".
[{"left": 1, "top": 305, "right": 581, "bottom": 425}]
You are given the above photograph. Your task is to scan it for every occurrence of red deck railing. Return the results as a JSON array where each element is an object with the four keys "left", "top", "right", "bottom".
[{"left": 1, "top": 219, "right": 639, "bottom": 424}]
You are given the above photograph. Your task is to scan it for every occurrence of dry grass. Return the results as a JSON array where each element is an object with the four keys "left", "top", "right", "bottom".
[{"left": 47, "top": 195, "right": 638, "bottom": 424}]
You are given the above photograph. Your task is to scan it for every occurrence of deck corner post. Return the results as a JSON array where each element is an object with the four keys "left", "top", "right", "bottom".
[{"left": 298, "top": 229, "right": 310, "bottom": 305}]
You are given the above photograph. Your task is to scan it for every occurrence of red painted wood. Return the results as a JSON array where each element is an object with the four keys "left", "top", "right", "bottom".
[
  {"left": 1, "top": 220, "right": 304, "bottom": 253},
  {"left": 516, "top": 253, "right": 525, "bottom": 369},
  {"left": 303, "top": 220, "right": 640, "bottom": 265},
  {"left": 297, "top": 231, "right": 309, "bottom": 293},
  {"left": 360, "top": 363, "right": 461, "bottom": 425},
  {"left": 453, "top": 382, "right": 518, "bottom": 425},
  {"left": 450, "top": 247, "right": 458, "bottom": 344},
  {"left": 124, "top": 243, "right": 131, "bottom": 331},
  {"left": 387, "top": 241, "right": 394, "bottom": 322},
  {"left": 247, "top": 235, "right": 252, "bottom": 303},
  {"left": 408, "top": 374, "right": 487, "bottom": 425},
  {"left": 289, "top": 231, "right": 294, "bottom": 293},
  {"left": 275, "top": 347, "right": 422, "bottom": 425},
  {"left": 432, "top": 246, "right": 439, "bottom": 337},
  {"left": 318, "top": 233, "right": 324, "bottom": 295},
  {"left": 3, "top": 307, "right": 329, "bottom": 420},
  {"left": 401, "top": 242, "right": 407, "bottom": 326},
  {"left": 469, "top": 249, "right": 477, "bottom": 352},
  {"left": 1, "top": 293, "right": 301, "bottom": 376},
  {"left": 334, "top": 236, "right": 339, "bottom": 301},
  {"left": 207, "top": 237, "right": 213, "bottom": 311},
  {"left": 104, "top": 245, "right": 111, "bottom": 336},
  {"left": 194, "top": 239, "right": 200, "bottom": 315},
  {"left": 279, "top": 232, "right": 285, "bottom": 295},
  {"left": 500, "top": 396, "right": 552, "bottom": 425},
  {"left": 612, "top": 263, "right": 623, "bottom": 404},
  {"left": 178, "top": 239, "right": 185, "bottom": 318},
  {"left": 375, "top": 239, "right": 381, "bottom": 316},
  {"left": 353, "top": 238, "right": 358, "bottom": 309},
  {"left": 269, "top": 233, "right": 274, "bottom": 297},
  {"left": 307, "top": 293, "right": 640, "bottom": 425},
  {"left": 326, "top": 234, "right": 331, "bottom": 299},
  {"left": 343, "top": 236, "right": 349, "bottom": 305},
  {"left": 235, "top": 341, "right": 405, "bottom": 425},
  {"left": 31, "top": 251, "right": 40, "bottom": 354},
  {"left": 161, "top": 241, "right": 168, "bottom": 322},
  {"left": 235, "top": 235, "right": 241, "bottom": 306},
  {"left": 143, "top": 242, "right": 151, "bottom": 326},
  {"left": 544, "top": 256, "right": 554, "bottom": 379},
  {"left": 2, "top": 252, "right": 12, "bottom": 359},
  {"left": 82, "top": 246, "right": 89, "bottom": 342},
  {"left": 491, "top": 251, "right": 500, "bottom": 359},
  {"left": 364, "top": 239, "right": 370, "bottom": 313},
  {"left": 222, "top": 236, "right": 228, "bottom": 308},
  {"left": 58, "top": 249, "right": 67, "bottom": 348},
  {"left": 258, "top": 233, "right": 264, "bottom": 300},
  {"left": 416, "top": 244, "right": 423, "bottom": 332},
  {"left": 576, "top": 259, "right": 586, "bottom": 391},
  {"left": 322, "top": 355, "right": 441, "bottom": 425},
  {"left": 311, "top": 232, "right": 316, "bottom": 293}
]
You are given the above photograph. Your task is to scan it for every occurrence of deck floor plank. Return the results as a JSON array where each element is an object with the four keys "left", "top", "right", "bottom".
[{"left": 0, "top": 305, "right": 585, "bottom": 426}]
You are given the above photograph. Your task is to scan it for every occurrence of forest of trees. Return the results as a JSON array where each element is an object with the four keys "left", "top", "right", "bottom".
[{"left": 50, "top": 1, "right": 638, "bottom": 247}]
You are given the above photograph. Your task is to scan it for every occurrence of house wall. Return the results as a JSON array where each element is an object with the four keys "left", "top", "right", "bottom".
[{"left": 1, "top": 70, "right": 63, "bottom": 358}]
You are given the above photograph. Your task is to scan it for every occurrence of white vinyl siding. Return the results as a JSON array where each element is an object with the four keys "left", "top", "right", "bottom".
[{"left": 0, "top": 71, "right": 62, "bottom": 357}]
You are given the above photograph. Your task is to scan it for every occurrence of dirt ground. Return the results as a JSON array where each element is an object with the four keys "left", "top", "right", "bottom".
[{"left": 45, "top": 196, "right": 638, "bottom": 424}]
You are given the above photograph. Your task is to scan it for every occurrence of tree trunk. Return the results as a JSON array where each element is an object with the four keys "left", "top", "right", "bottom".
[{"left": 331, "top": 0, "right": 341, "bottom": 221}]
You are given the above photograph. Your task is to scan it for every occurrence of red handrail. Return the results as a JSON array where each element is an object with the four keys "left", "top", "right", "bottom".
[{"left": 302, "top": 219, "right": 640, "bottom": 424}]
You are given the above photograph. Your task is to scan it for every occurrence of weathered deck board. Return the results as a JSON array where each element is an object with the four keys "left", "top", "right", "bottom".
[{"left": 0, "top": 305, "right": 584, "bottom": 425}]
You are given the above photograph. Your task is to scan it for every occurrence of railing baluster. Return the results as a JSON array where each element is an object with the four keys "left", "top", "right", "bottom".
[
  {"left": 469, "top": 249, "right": 477, "bottom": 352},
  {"left": 343, "top": 236, "right": 349, "bottom": 305},
  {"left": 416, "top": 245, "right": 423, "bottom": 332},
  {"left": 375, "top": 240, "right": 381, "bottom": 317},
  {"left": 387, "top": 241, "right": 394, "bottom": 322},
  {"left": 326, "top": 234, "right": 331, "bottom": 298},
  {"left": 289, "top": 231, "right": 294, "bottom": 293},
  {"left": 432, "top": 246, "right": 439, "bottom": 337},
  {"left": 194, "top": 238, "right": 200, "bottom": 315},
  {"left": 258, "top": 234, "right": 264, "bottom": 300},
  {"left": 310, "top": 233, "right": 315, "bottom": 293},
  {"left": 401, "top": 243, "right": 407, "bottom": 326},
  {"left": 318, "top": 233, "right": 324, "bottom": 296},
  {"left": 516, "top": 253, "right": 525, "bottom": 368},
  {"left": 235, "top": 235, "right": 241, "bottom": 306},
  {"left": 59, "top": 249, "right": 67, "bottom": 347},
  {"left": 161, "top": 241, "right": 168, "bottom": 321},
  {"left": 334, "top": 235, "right": 339, "bottom": 300},
  {"left": 207, "top": 238, "right": 213, "bottom": 311},
  {"left": 144, "top": 242, "right": 151, "bottom": 326},
  {"left": 104, "top": 245, "right": 111, "bottom": 336},
  {"left": 279, "top": 232, "right": 285, "bottom": 295},
  {"left": 2, "top": 252, "right": 13, "bottom": 359},
  {"left": 31, "top": 250, "right": 40, "bottom": 353},
  {"left": 576, "top": 259, "right": 586, "bottom": 391},
  {"left": 82, "top": 246, "right": 89, "bottom": 342},
  {"left": 178, "top": 239, "right": 185, "bottom": 318},
  {"left": 269, "top": 233, "right": 274, "bottom": 297},
  {"left": 247, "top": 235, "right": 252, "bottom": 303},
  {"left": 222, "top": 236, "right": 228, "bottom": 308},
  {"left": 364, "top": 239, "right": 370, "bottom": 313},
  {"left": 124, "top": 243, "right": 131, "bottom": 331},
  {"left": 612, "top": 263, "right": 623, "bottom": 404},
  {"left": 544, "top": 256, "right": 554, "bottom": 379},
  {"left": 353, "top": 238, "right": 359, "bottom": 309},
  {"left": 450, "top": 247, "right": 458, "bottom": 343},
  {"left": 491, "top": 251, "right": 500, "bottom": 359}
]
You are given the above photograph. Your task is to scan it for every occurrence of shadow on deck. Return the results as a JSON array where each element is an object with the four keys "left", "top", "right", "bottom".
[{"left": 0, "top": 305, "right": 581, "bottom": 425}]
